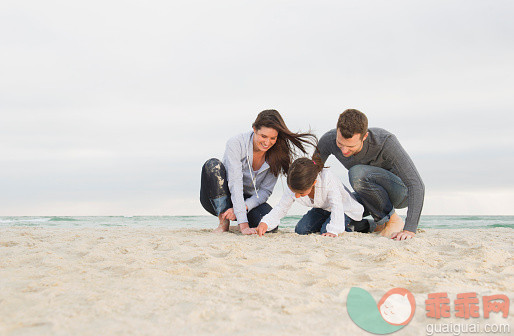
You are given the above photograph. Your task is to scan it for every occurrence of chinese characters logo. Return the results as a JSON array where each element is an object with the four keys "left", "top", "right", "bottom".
[{"left": 425, "top": 292, "right": 509, "bottom": 319}]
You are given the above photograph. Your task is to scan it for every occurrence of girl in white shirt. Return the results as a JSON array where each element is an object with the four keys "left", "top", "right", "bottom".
[{"left": 256, "top": 155, "right": 364, "bottom": 236}]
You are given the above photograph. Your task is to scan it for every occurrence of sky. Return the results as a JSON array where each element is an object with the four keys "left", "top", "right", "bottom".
[{"left": 1, "top": 0, "right": 513, "bottom": 216}]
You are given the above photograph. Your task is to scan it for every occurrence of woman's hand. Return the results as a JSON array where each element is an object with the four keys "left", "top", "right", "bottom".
[
  {"left": 239, "top": 222, "right": 256, "bottom": 235},
  {"left": 221, "top": 208, "right": 236, "bottom": 221},
  {"left": 256, "top": 222, "right": 268, "bottom": 236},
  {"left": 321, "top": 232, "right": 337, "bottom": 237}
]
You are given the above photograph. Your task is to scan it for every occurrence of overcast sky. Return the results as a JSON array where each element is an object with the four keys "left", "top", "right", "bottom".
[{"left": 1, "top": 0, "right": 513, "bottom": 216}]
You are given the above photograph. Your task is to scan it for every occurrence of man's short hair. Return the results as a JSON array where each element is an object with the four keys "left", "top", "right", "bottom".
[{"left": 337, "top": 109, "right": 368, "bottom": 139}]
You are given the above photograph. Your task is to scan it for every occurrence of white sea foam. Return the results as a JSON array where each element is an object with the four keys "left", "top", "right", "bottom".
[{"left": 0, "top": 216, "right": 512, "bottom": 229}]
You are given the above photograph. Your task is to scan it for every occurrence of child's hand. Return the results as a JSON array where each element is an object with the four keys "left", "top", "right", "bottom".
[
  {"left": 256, "top": 222, "right": 268, "bottom": 236},
  {"left": 321, "top": 232, "right": 337, "bottom": 237}
]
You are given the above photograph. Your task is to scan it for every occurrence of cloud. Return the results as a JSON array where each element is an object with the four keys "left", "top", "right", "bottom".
[{"left": 1, "top": 0, "right": 513, "bottom": 215}]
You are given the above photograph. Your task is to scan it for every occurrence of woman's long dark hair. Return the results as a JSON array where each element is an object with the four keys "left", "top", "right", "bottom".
[
  {"left": 287, "top": 152, "right": 325, "bottom": 192},
  {"left": 252, "top": 110, "right": 317, "bottom": 177}
]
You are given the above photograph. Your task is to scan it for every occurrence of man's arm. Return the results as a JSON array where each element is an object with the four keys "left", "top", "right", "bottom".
[
  {"left": 383, "top": 135, "right": 425, "bottom": 233},
  {"left": 316, "top": 129, "right": 336, "bottom": 164}
]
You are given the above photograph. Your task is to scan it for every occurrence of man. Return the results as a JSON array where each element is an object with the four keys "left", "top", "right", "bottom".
[{"left": 318, "top": 109, "right": 424, "bottom": 240}]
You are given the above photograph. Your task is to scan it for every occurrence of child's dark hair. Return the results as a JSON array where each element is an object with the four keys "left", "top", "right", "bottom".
[{"left": 287, "top": 152, "right": 325, "bottom": 192}]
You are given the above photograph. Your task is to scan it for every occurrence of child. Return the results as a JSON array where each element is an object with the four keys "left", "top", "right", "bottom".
[{"left": 256, "top": 155, "right": 364, "bottom": 236}]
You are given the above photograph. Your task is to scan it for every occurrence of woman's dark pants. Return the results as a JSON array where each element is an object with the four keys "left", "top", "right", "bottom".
[{"left": 200, "top": 158, "right": 273, "bottom": 228}]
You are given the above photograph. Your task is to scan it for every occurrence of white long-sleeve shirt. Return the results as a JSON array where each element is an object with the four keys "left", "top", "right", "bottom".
[{"left": 261, "top": 168, "right": 364, "bottom": 235}]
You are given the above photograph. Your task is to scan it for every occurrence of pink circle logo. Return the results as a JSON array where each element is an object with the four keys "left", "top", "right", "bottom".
[{"left": 377, "top": 288, "right": 416, "bottom": 326}]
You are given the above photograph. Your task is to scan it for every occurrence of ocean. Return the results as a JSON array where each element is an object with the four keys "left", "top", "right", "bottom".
[{"left": 0, "top": 216, "right": 513, "bottom": 230}]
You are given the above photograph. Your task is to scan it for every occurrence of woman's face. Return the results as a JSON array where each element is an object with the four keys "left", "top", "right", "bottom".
[{"left": 253, "top": 126, "right": 278, "bottom": 152}]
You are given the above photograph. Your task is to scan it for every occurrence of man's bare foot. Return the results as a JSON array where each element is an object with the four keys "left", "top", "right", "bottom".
[
  {"left": 213, "top": 218, "right": 229, "bottom": 233},
  {"left": 379, "top": 212, "right": 405, "bottom": 238}
]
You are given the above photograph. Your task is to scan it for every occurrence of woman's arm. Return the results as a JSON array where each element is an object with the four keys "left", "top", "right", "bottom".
[
  {"left": 223, "top": 137, "right": 249, "bottom": 225},
  {"left": 244, "top": 171, "right": 278, "bottom": 211}
]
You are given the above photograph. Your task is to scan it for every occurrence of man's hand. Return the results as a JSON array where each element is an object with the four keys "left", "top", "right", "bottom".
[
  {"left": 239, "top": 222, "right": 256, "bottom": 235},
  {"left": 391, "top": 230, "right": 415, "bottom": 240},
  {"left": 321, "top": 232, "right": 337, "bottom": 237},
  {"left": 221, "top": 208, "right": 236, "bottom": 221},
  {"left": 256, "top": 222, "right": 268, "bottom": 236}
]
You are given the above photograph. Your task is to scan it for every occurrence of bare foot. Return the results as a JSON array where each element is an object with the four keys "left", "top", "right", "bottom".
[
  {"left": 213, "top": 218, "right": 230, "bottom": 233},
  {"left": 379, "top": 212, "right": 405, "bottom": 238}
]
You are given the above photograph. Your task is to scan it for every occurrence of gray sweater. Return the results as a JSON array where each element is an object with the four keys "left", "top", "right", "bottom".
[
  {"left": 318, "top": 128, "right": 425, "bottom": 232},
  {"left": 223, "top": 131, "right": 278, "bottom": 225}
]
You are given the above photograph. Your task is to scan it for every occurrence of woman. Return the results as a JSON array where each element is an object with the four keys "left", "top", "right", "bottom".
[{"left": 200, "top": 110, "right": 316, "bottom": 234}]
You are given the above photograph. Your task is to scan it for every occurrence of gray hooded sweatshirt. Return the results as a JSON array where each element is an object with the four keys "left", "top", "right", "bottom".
[{"left": 223, "top": 131, "right": 278, "bottom": 225}]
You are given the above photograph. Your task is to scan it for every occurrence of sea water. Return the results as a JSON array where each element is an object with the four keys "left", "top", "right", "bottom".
[{"left": 0, "top": 216, "right": 512, "bottom": 229}]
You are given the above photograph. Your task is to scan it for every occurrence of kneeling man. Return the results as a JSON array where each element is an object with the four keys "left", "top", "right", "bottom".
[{"left": 318, "top": 109, "right": 424, "bottom": 240}]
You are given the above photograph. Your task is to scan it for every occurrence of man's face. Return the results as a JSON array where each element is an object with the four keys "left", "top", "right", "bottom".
[{"left": 336, "top": 130, "right": 368, "bottom": 157}]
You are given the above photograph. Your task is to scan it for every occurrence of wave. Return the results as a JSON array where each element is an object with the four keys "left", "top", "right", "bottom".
[
  {"left": 0, "top": 218, "right": 52, "bottom": 224},
  {"left": 490, "top": 223, "right": 514, "bottom": 229},
  {"left": 49, "top": 217, "right": 79, "bottom": 222},
  {"left": 0, "top": 216, "right": 512, "bottom": 229}
]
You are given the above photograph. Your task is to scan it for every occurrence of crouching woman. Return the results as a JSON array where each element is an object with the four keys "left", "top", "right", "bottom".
[{"left": 200, "top": 110, "right": 316, "bottom": 234}]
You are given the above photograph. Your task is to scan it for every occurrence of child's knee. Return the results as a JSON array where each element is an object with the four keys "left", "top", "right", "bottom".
[{"left": 295, "top": 225, "right": 309, "bottom": 235}]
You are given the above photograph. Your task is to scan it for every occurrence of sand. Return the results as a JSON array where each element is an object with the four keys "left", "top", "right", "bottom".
[{"left": 0, "top": 227, "right": 512, "bottom": 335}]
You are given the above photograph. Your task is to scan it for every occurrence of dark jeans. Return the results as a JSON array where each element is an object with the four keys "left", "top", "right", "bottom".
[
  {"left": 200, "top": 158, "right": 274, "bottom": 228},
  {"left": 295, "top": 208, "right": 353, "bottom": 235},
  {"left": 348, "top": 164, "right": 408, "bottom": 232}
]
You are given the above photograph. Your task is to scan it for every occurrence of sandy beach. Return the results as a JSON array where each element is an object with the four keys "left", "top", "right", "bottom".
[{"left": 0, "top": 227, "right": 512, "bottom": 335}]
